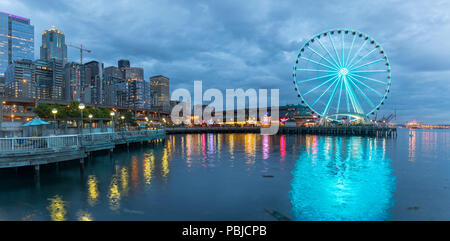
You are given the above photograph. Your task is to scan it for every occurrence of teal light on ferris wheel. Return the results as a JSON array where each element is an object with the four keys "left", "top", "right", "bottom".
[{"left": 293, "top": 29, "right": 391, "bottom": 121}]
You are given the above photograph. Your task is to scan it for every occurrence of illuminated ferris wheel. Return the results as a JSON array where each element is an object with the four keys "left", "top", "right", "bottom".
[{"left": 293, "top": 29, "right": 391, "bottom": 123}]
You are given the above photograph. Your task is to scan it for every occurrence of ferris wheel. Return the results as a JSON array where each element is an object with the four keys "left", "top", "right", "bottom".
[{"left": 293, "top": 29, "right": 391, "bottom": 123}]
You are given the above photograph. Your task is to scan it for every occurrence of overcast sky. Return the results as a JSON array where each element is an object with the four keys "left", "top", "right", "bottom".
[{"left": 1, "top": 0, "right": 450, "bottom": 123}]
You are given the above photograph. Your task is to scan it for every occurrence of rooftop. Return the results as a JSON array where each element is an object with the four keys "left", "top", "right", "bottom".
[
  {"left": 42, "top": 25, "right": 64, "bottom": 35},
  {"left": 0, "top": 11, "right": 30, "bottom": 22}
]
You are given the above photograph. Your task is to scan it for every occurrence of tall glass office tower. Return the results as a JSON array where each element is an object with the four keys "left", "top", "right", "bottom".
[
  {"left": 0, "top": 12, "right": 34, "bottom": 77},
  {"left": 40, "top": 25, "right": 67, "bottom": 64}
]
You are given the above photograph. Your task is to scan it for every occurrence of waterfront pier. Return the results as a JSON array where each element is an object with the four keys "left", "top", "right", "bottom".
[
  {"left": 166, "top": 126, "right": 397, "bottom": 137},
  {"left": 0, "top": 129, "right": 165, "bottom": 169}
]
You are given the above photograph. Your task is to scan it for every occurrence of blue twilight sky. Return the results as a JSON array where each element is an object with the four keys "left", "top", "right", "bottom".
[{"left": 1, "top": 0, "right": 450, "bottom": 123}]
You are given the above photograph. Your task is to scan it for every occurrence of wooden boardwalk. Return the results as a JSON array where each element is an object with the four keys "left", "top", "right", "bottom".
[{"left": 0, "top": 130, "right": 165, "bottom": 169}]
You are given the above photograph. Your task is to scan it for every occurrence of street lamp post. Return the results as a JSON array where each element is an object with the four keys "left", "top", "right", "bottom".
[
  {"left": 78, "top": 103, "right": 85, "bottom": 134},
  {"left": 52, "top": 108, "right": 58, "bottom": 135},
  {"left": 121, "top": 115, "right": 125, "bottom": 130},
  {"left": 88, "top": 114, "right": 93, "bottom": 133},
  {"left": 110, "top": 111, "right": 115, "bottom": 133}
]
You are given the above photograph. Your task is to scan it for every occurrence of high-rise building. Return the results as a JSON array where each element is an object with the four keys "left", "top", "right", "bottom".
[
  {"left": 144, "top": 80, "right": 150, "bottom": 109},
  {"left": 0, "top": 77, "right": 5, "bottom": 97},
  {"left": 104, "top": 66, "right": 124, "bottom": 107},
  {"left": 150, "top": 75, "right": 170, "bottom": 112},
  {"left": 4, "top": 59, "right": 36, "bottom": 99},
  {"left": 118, "top": 59, "right": 130, "bottom": 72},
  {"left": 115, "top": 81, "right": 128, "bottom": 108},
  {"left": 34, "top": 59, "right": 64, "bottom": 100},
  {"left": 64, "top": 62, "right": 85, "bottom": 102},
  {"left": 40, "top": 26, "right": 67, "bottom": 64},
  {"left": 85, "top": 60, "right": 104, "bottom": 105},
  {"left": 125, "top": 67, "right": 145, "bottom": 109},
  {"left": 0, "top": 12, "right": 34, "bottom": 77},
  {"left": 104, "top": 66, "right": 123, "bottom": 81}
]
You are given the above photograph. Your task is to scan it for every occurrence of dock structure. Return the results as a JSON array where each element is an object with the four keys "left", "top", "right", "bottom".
[
  {"left": 0, "top": 129, "right": 165, "bottom": 169},
  {"left": 278, "top": 126, "right": 397, "bottom": 137},
  {"left": 166, "top": 126, "right": 397, "bottom": 137}
]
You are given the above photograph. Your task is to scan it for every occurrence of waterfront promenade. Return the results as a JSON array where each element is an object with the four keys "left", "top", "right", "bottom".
[{"left": 0, "top": 129, "right": 165, "bottom": 169}]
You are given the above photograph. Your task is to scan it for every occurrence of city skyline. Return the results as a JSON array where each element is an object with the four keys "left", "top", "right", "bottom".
[{"left": 1, "top": 0, "right": 450, "bottom": 123}]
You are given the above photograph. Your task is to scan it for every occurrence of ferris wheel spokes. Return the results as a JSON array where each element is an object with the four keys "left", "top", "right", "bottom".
[
  {"left": 300, "top": 56, "right": 337, "bottom": 70},
  {"left": 346, "top": 39, "right": 368, "bottom": 68},
  {"left": 317, "top": 38, "right": 341, "bottom": 69},
  {"left": 351, "top": 70, "right": 388, "bottom": 74},
  {"left": 350, "top": 58, "right": 385, "bottom": 71},
  {"left": 345, "top": 34, "right": 357, "bottom": 67},
  {"left": 336, "top": 79, "right": 344, "bottom": 115},
  {"left": 347, "top": 76, "right": 376, "bottom": 108},
  {"left": 307, "top": 46, "right": 340, "bottom": 70},
  {"left": 347, "top": 75, "right": 384, "bottom": 98},
  {"left": 304, "top": 74, "right": 340, "bottom": 96},
  {"left": 347, "top": 48, "right": 379, "bottom": 70},
  {"left": 341, "top": 33, "right": 345, "bottom": 67},
  {"left": 344, "top": 76, "right": 364, "bottom": 114},
  {"left": 297, "top": 73, "right": 337, "bottom": 84},
  {"left": 328, "top": 34, "right": 342, "bottom": 68},
  {"left": 323, "top": 74, "right": 341, "bottom": 116},
  {"left": 311, "top": 75, "right": 341, "bottom": 107},
  {"left": 349, "top": 73, "right": 386, "bottom": 85},
  {"left": 295, "top": 68, "right": 336, "bottom": 73}
]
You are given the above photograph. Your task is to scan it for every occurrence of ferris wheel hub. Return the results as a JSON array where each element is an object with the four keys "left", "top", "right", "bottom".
[{"left": 339, "top": 68, "right": 349, "bottom": 76}]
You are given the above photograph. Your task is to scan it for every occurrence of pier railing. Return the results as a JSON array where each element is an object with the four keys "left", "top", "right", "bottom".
[
  {"left": 0, "top": 135, "right": 79, "bottom": 152},
  {"left": 0, "top": 129, "right": 165, "bottom": 153}
]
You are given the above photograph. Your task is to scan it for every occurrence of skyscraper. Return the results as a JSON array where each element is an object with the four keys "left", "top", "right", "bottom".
[
  {"left": 144, "top": 80, "right": 150, "bottom": 109},
  {"left": 40, "top": 25, "right": 67, "bottom": 64},
  {"left": 64, "top": 62, "right": 86, "bottom": 102},
  {"left": 150, "top": 75, "right": 170, "bottom": 112},
  {"left": 4, "top": 59, "right": 36, "bottom": 99},
  {"left": 0, "top": 12, "right": 34, "bottom": 76},
  {"left": 125, "top": 67, "right": 145, "bottom": 109},
  {"left": 0, "top": 77, "right": 5, "bottom": 97},
  {"left": 85, "top": 60, "right": 104, "bottom": 105},
  {"left": 118, "top": 59, "right": 130, "bottom": 72},
  {"left": 104, "top": 66, "right": 124, "bottom": 107},
  {"left": 34, "top": 59, "right": 64, "bottom": 100}
]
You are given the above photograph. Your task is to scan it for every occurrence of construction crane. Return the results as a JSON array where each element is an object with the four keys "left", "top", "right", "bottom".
[{"left": 67, "top": 44, "right": 91, "bottom": 64}]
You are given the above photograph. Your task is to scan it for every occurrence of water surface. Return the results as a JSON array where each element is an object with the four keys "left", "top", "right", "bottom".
[{"left": 0, "top": 129, "right": 449, "bottom": 221}]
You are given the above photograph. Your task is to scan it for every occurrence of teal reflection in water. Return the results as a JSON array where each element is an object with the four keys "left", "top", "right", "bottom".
[{"left": 289, "top": 136, "right": 396, "bottom": 221}]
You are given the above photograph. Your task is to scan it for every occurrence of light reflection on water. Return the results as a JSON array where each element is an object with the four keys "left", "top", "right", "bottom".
[
  {"left": 0, "top": 130, "right": 449, "bottom": 220},
  {"left": 87, "top": 175, "right": 99, "bottom": 207},
  {"left": 108, "top": 175, "right": 121, "bottom": 212},
  {"left": 47, "top": 195, "right": 67, "bottom": 221},
  {"left": 289, "top": 136, "right": 396, "bottom": 221}
]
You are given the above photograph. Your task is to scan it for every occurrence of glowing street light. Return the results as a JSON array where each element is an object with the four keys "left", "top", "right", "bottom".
[
  {"left": 52, "top": 108, "right": 58, "bottom": 135},
  {"left": 88, "top": 114, "right": 93, "bottom": 133},
  {"left": 110, "top": 111, "right": 115, "bottom": 133},
  {"left": 120, "top": 115, "right": 125, "bottom": 130},
  {"left": 79, "top": 103, "right": 85, "bottom": 134}
]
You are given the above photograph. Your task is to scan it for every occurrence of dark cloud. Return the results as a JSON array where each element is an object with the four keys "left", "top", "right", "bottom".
[{"left": 2, "top": 0, "right": 450, "bottom": 123}]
